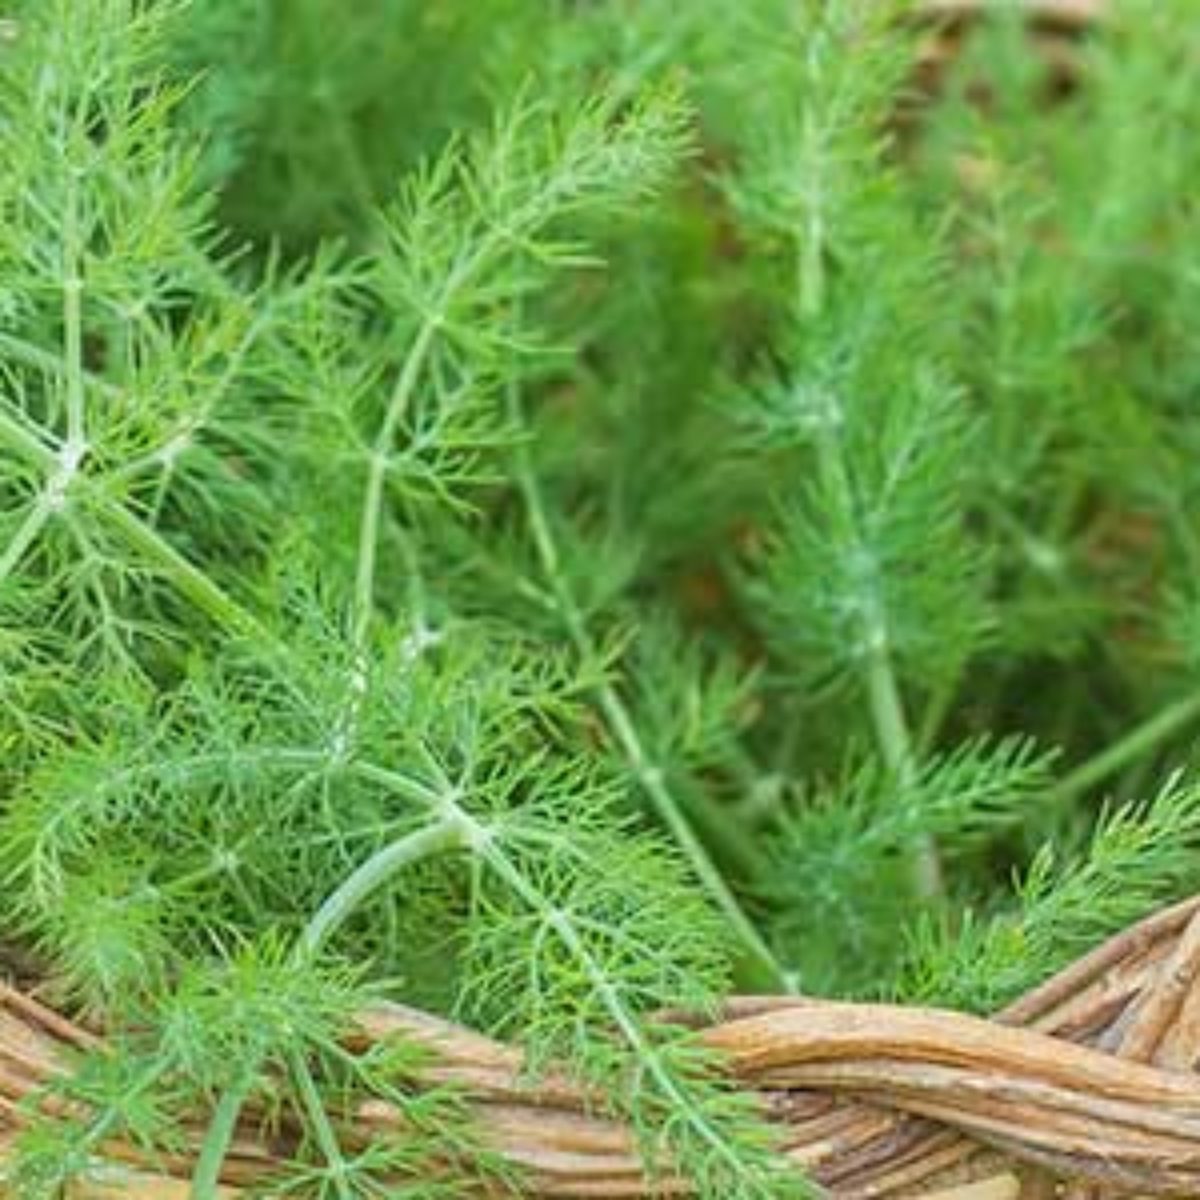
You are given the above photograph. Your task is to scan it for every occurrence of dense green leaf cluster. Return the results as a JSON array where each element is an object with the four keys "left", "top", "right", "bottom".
[{"left": 3, "top": 0, "right": 1200, "bottom": 1194}]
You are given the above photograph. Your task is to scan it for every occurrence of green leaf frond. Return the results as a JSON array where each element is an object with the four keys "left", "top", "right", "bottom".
[
  {"left": 751, "top": 366, "right": 991, "bottom": 695},
  {"left": 2, "top": 599, "right": 797, "bottom": 1192},
  {"left": 764, "top": 736, "right": 1055, "bottom": 994},
  {"left": 898, "top": 774, "right": 1200, "bottom": 1012},
  {"left": 11, "top": 937, "right": 511, "bottom": 1199}
]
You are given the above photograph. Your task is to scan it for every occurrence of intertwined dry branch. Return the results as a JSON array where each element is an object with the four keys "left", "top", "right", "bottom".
[{"left": 2, "top": 894, "right": 1199, "bottom": 1198}]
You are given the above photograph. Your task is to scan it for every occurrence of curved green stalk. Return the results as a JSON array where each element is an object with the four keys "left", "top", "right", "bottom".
[
  {"left": 299, "top": 816, "right": 466, "bottom": 955},
  {"left": 351, "top": 173, "right": 564, "bottom": 650},
  {"left": 191, "top": 810, "right": 463, "bottom": 1195}
]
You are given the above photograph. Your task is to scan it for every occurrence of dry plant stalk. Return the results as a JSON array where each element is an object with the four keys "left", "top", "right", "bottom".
[{"left": 0, "top": 894, "right": 1196, "bottom": 1199}]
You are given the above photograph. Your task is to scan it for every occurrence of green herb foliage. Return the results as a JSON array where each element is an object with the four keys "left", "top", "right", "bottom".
[{"left": 3, "top": 0, "right": 1200, "bottom": 1195}]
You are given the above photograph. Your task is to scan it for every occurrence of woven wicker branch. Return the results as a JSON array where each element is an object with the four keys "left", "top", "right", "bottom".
[{"left": 2, "top": 895, "right": 1199, "bottom": 1198}]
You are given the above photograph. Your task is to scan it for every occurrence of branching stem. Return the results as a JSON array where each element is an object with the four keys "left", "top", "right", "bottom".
[
  {"left": 0, "top": 409, "right": 264, "bottom": 640},
  {"left": 478, "top": 828, "right": 765, "bottom": 1184},
  {"left": 506, "top": 382, "right": 792, "bottom": 992},
  {"left": 799, "top": 143, "right": 941, "bottom": 899},
  {"left": 350, "top": 144, "right": 603, "bottom": 648},
  {"left": 0, "top": 499, "right": 55, "bottom": 589}
]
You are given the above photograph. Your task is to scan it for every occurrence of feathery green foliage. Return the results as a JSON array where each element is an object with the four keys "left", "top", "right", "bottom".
[{"left": 3, "top": 0, "right": 1200, "bottom": 1195}]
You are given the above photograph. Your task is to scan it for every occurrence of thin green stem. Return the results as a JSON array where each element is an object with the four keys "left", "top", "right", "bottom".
[
  {"left": 506, "top": 383, "right": 792, "bottom": 992},
  {"left": 72, "top": 1061, "right": 167, "bottom": 1180},
  {"left": 0, "top": 498, "right": 54, "bottom": 588},
  {"left": 288, "top": 1049, "right": 355, "bottom": 1200},
  {"left": 1050, "top": 690, "right": 1200, "bottom": 806},
  {"left": 95, "top": 494, "right": 262, "bottom": 638},
  {"left": 299, "top": 816, "right": 465, "bottom": 955},
  {"left": 867, "top": 645, "right": 941, "bottom": 896},
  {"left": 800, "top": 145, "right": 940, "bottom": 899},
  {"left": 593, "top": 683, "right": 788, "bottom": 989},
  {"left": 353, "top": 320, "right": 436, "bottom": 650},
  {"left": 190, "top": 1070, "right": 257, "bottom": 1200},
  {"left": 676, "top": 776, "right": 765, "bottom": 879},
  {"left": 811, "top": 427, "right": 936, "bottom": 896},
  {"left": 350, "top": 153, "right": 587, "bottom": 647},
  {"left": 865, "top": 646, "right": 912, "bottom": 775},
  {"left": 62, "top": 163, "right": 86, "bottom": 449}
]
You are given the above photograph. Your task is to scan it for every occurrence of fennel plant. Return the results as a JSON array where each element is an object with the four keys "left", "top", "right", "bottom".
[{"left": 3, "top": 0, "right": 1200, "bottom": 1195}]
